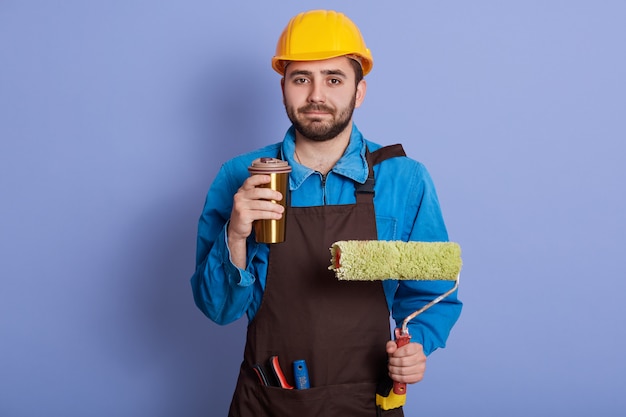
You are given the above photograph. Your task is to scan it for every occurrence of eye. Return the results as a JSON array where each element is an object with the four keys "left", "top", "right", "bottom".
[
  {"left": 293, "top": 77, "right": 309, "bottom": 84},
  {"left": 328, "top": 78, "right": 342, "bottom": 85}
]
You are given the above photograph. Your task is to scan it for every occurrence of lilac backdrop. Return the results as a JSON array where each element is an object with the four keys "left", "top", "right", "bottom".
[{"left": 1, "top": 1, "right": 625, "bottom": 416}]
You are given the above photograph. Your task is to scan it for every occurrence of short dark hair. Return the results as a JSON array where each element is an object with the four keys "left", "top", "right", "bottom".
[{"left": 348, "top": 58, "right": 364, "bottom": 86}]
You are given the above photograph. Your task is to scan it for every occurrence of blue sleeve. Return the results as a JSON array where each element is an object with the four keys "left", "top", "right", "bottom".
[
  {"left": 190, "top": 162, "right": 260, "bottom": 325},
  {"left": 392, "top": 163, "right": 463, "bottom": 356}
]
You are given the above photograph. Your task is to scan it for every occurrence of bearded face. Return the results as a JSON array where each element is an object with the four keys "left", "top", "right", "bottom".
[
  {"left": 281, "top": 57, "right": 365, "bottom": 143},
  {"left": 285, "top": 94, "right": 357, "bottom": 142}
]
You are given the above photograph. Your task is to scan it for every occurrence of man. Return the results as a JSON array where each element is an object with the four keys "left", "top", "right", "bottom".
[{"left": 191, "top": 9, "right": 462, "bottom": 417}]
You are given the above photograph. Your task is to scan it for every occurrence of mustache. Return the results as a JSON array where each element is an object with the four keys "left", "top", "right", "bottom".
[{"left": 298, "top": 104, "right": 335, "bottom": 113}]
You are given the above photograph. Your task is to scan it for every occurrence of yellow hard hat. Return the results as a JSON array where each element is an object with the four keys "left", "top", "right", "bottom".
[{"left": 272, "top": 10, "right": 373, "bottom": 76}]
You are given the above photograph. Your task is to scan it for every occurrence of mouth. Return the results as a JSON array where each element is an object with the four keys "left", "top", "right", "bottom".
[
  {"left": 299, "top": 105, "right": 334, "bottom": 117},
  {"left": 303, "top": 112, "right": 331, "bottom": 121}
]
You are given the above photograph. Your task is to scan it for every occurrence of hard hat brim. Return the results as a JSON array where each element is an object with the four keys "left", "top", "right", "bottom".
[{"left": 272, "top": 52, "right": 373, "bottom": 76}]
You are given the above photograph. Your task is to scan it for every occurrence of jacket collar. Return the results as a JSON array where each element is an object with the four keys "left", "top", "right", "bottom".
[{"left": 281, "top": 124, "right": 369, "bottom": 191}]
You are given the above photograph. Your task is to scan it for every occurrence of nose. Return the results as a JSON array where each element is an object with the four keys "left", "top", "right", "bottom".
[{"left": 307, "top": 80, "right": 325, "bottom": 103}]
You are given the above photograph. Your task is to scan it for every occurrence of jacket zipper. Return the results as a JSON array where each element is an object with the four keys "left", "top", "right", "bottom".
[{"left": 320, "top": 173, "right": 328, "bottom": 205}]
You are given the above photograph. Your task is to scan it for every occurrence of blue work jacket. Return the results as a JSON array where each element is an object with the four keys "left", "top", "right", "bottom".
[{"left": 191, "top": 124, "right": 462, "bottom": 355}]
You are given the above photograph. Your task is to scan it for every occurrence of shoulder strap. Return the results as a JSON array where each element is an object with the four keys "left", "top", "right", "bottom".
[
  {"left": 368, "top": 144, "right": 406, "bottom": 168},
  {"left": 355, "top": 144, "right": 406, "bottom": 197}
]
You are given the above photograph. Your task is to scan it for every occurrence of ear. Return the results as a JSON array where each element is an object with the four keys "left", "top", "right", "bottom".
[
  {"left": 281, "top": 77, "right": 286, "bottom": 105},
  {"left": 354, "top": 79, "right": 367, "bottom": 109}
]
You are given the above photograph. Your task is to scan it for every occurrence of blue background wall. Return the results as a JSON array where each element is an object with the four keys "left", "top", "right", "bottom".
[{"left": 1, "top": 1, "right": 625, "bottom": 416}]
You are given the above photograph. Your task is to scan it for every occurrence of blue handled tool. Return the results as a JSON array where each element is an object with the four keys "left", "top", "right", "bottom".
[{"left": 293, "top": 359, "right": 310, "bottom": 389}]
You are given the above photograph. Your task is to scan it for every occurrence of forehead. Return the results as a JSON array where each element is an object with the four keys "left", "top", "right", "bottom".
[{"left": 284, "top": 56, "right": 357, "bottom": 78}]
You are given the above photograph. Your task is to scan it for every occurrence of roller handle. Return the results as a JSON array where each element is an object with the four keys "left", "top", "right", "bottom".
[
  {"left": 392, "top": 328, "right": 411, "bottom": 395},
  {"left": 333, "top": 247, "right": 341, "bottom": 269}
]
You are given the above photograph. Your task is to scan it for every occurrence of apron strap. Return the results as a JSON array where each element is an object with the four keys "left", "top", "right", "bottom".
[
  {"left": 356, "top": 144, "right": 407, "bottom": 200},
  {"left": 280, "top": 143, "right": 406, "bottom": 197}
]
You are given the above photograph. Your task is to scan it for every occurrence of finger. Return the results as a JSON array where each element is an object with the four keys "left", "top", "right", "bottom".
[
  {"left": 243, "top": 174, "right": 272, "bottom": 188},
  {"left": 388, "top": 343, "right": 426, "bottom": 368},
  {"left": 233, "top": 189, "right": 284, "bottom": 212},
  {"left": 388, "top": 354, "right": 427, "bottom": 384},
  {"left": 388, "top": 366, "right": 424, "bottom": 379},
  {"left": 388, "top": 367, "right": 425, "bottom": 384},
  {"left": 388, "top": 353, "right": 425, "bottom": 369},
  {"left": 241, "top": 176, "right": 284, "bottom": 202},
  {"left": 231, "top": 198, "right": 284, "bottom": 231},
  {"left": 390, "top": 342, "right": 423, "bottom": 358},
  {"left": 386, "top": 340, "right": 398, "bottom": 354},
  {"left": 246, "top": 200, "right": 285, "bottom": 217}
]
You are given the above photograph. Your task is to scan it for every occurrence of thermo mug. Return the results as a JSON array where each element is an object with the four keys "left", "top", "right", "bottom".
[{"left": 247, "top": 157, "right": 291, "bottom": 243}]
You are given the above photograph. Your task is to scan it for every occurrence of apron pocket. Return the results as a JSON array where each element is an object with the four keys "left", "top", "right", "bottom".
[{"left": 255, "top": 382, "right": 380, "bottom": 417}]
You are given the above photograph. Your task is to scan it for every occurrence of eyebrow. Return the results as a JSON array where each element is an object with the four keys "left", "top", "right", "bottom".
[{"left": 287, "top": 69, "right": 348, "bottom": 78}]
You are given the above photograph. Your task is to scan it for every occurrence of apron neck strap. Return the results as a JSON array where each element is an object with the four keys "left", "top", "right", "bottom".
[{"left": 355, "top": 144, "right": 407, "bottom": 201}]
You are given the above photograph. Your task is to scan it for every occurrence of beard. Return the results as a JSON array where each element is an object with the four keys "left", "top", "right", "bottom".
[{"left": 285, "top": 94, "right": 356, "bottom": 142}]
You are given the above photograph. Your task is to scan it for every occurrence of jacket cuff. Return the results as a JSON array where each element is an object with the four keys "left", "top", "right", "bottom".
[{"left": 222, "top": 222, "right": 257, "bottom": 287}]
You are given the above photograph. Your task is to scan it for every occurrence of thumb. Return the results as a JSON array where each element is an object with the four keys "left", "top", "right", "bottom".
[{"left": 386, "top": 340, "right": 398, "bottom": 355}]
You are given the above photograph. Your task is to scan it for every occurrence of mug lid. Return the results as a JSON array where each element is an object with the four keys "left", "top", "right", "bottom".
[{"left": 248, "top": 157, "right": 292, "bottom": 173}]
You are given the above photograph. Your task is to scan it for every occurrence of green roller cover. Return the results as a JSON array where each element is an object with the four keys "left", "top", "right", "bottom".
[{"left": 329, "top": 240, "right": 462, "bottom": 281}]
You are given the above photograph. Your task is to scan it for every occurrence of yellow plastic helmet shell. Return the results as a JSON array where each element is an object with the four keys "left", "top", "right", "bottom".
[{"left": 272, "top": 10, "right": 373, "bottom": 76}]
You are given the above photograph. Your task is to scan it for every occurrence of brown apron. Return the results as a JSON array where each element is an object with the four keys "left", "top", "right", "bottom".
[{"left": 228, "top": 145, "right": 406, "bottom": 417}]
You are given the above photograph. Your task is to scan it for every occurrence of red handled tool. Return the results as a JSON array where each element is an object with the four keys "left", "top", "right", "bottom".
[
  {"left": 269, "top": 356, "right": 294, "bottom": 389},
  {"left": 253, "top": 356, "right": 295, "bottom": 389},
  {"left": 252, "top": 363, "right": 273, "bottom": 387}
]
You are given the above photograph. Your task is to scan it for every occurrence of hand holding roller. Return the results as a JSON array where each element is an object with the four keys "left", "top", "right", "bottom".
[{"left": 328, "top": 240, "right": 462, "bottom": 410}]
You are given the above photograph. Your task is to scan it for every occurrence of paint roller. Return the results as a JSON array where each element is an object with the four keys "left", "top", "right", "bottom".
[{"left": 328, "top": 240, "right": 462, "bottom": 411}]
